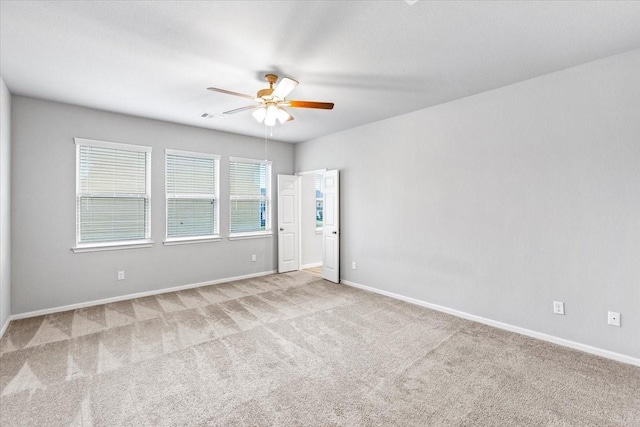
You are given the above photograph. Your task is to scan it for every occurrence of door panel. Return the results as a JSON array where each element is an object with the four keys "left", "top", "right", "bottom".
[
  {"left": 322, "top": 170, "right": 339, "bottom": 283},
  {"left": 324, "top": 236, "right": 335, "bottom": 269},
  {"left": 282, "top": 194, "right": 295, "bottom": 224},
  {"left": 278, "top": 175, "right": 299, "bottom": 273},
  {"left": 282, "top": 233, "right": 295, "bottom": 262},
  {"left": 325, "top": 191, "right": 335, "bottom": 226}
]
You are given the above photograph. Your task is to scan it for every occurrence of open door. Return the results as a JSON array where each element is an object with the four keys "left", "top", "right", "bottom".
[
  {"left": 277, "top": 175, "right": 300, "bottom": 273},
  {"left": 322, "top": 170, "right": 339, "bottom": 283}
]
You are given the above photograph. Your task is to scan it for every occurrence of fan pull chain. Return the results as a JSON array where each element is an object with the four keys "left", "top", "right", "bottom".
[{"left": 264, "top": 124, "right": 269, "bottom": 161}]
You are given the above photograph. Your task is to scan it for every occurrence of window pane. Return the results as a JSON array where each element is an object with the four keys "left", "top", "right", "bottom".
[
  {"left": 79, "top": 146, "right": 147, "bottom": 194},
  {"left": 230, "top": 162, "right": 268, "bottom": 197},
  {"left": 165, "top": 152, "right": 219, "bottom": 239},
  {"left": 166, "top": 154, "right": 216, "bottom": 195},
  {"left": 79, "top": 197, "right": 147, "bottom": 243},
  {"left": 167, "top": 198, "right": 217, "bottom": 238},
  {"left": 229, "top": 159, "right": 271, "bottom": 234},
  {"left": 316, "top": 200, "right": 323, "bottom": 228},
  {"left": 315, "top": 173, "right": 323, "bottom": 228},
  {"left": 76, "top": 141, "right": 150, "bottom": 245},
  {"left": 230, "top": 200, "right": 269, "bottom": 233}
]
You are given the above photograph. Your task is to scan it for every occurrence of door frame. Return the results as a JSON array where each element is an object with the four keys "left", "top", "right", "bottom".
[{"left": 295, "top": 169, "right": 327, "bottom": 271}]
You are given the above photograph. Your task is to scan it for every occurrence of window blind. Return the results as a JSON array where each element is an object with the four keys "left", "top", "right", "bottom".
[
  {"left": 76, "top": 139, "right": 151, "bottom": 245},
  {"left": 229, "top": 158, "right": 272, "bottom": 234},
  {"left": 166, "top": 150, "right": 219, "bottom": 239}
]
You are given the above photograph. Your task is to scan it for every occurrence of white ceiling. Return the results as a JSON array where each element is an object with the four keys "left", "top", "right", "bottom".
[{"left": 2, "top": 1, "right": 640, "bottom": 143}]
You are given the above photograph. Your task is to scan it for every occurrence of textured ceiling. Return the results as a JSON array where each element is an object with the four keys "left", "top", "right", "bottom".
[{"left": 2, "top": 1, "right": 640, "bottom": 143}]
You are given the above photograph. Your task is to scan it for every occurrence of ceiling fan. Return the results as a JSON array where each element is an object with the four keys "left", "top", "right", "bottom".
[{"left": 207, "top": 74, "right": 334, "bottom": 126}]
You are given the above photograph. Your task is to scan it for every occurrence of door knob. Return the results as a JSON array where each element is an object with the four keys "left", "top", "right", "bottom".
[
  {"left": 280, "top": 228, "right": 284, "bottom": 231},
  {"left": 332, "top": 231, "right": 337, "bottom": 234}
]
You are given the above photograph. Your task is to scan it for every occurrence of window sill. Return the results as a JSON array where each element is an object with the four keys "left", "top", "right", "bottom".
[
  {"left": 163, "top": 236, "right": 221, "bottom": 246},
  {"left": 228, "top": 232, "right": 273, "bottom": 241},
  {"left": 72, "top": 240, "right": 154, "bottom": 253}
]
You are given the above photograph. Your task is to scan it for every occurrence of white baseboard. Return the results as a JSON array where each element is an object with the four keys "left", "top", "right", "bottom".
[
  {"left": 341, "top": 279, "right": 640, "bottom": 368},
  {"left": 0, "top": 316, "right": 10, "bottom": 339},
  {"left": 301, "top": 262, "right": 322, "bottom": 270},
  {"left": 9, "top": 270, "right": 277, "bottom": 321}
]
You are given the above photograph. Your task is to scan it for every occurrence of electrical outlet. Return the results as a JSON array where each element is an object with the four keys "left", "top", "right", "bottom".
[
  {"left": 251, "top": 254, "right": 256, "bottom": 262},
  {"left": 352, "top": 262, "right": 357, "bottom": 270},
  {"left": 118, "top": 271, "right": 125, "bottom": 281},
  {"left": 553, "top": 301, "right": 564, "bottom": 315},
  {"left": 608, "top": 311, "right": 621, "bottom": 327}
]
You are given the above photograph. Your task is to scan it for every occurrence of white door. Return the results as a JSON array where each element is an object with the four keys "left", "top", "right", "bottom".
[
  {"left": 277, "top": 175, "right": 300, "bottom": 273},
  {"left": 322, "top": 170, "right": 339, "bottom": 283}
]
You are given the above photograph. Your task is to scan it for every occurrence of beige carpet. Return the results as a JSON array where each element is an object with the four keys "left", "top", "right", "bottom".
[
  {"left": 1, "top": 271, "right": 639, "bottom": 426},
  {"left": 304, "top": 265, "right": 323, "bottom": 277}
]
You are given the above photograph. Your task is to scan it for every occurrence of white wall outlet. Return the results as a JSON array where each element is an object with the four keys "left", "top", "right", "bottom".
[
  {"left": 553, "top": 301, "right": 564, "bottom": 315},
  {"left": 352, "top": 262, "right": 357, "bottom": 270},
  {"left": 251, "top": 254, "right": 256, "bottom": 262},
  {"left": 608, "top": 311, "right": 621, "bottom": 327},
  {"left": 117, "top": 271, "right": 125, "bottom": 281}
]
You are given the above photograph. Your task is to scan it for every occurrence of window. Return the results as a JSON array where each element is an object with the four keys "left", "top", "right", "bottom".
[
  {"left": 165, "top": 150, "right": 220, "bottom": 243},
  {"left": 315, "top": 172, "right": 324, "bottom": 229},
  {"left": 74, "top": 138, "right": 152, "bottom": 252},
  {"left": 229, "top": 157, "right": 272, "bottom": 237}
]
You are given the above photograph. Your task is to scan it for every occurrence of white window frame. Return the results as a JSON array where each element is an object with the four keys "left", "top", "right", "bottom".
[
  {"left": 72, "top": 138, "right": 153, "bottom": 253},
  {"left": 229, "top": 156, "right": 273, "bottom": 240},
  {"left": 164, "top": 149, "right": 221, "bottom": 245}
]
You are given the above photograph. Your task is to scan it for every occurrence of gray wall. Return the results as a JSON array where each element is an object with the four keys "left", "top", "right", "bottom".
[
  {"left": 295, "top": 50, "right": 640, "bottom": 359},
  {"left": 11, "top": 96, "right": 293, "bottom": 314},
  {"left": 0, "top": 77, "right": 11, "bottom": 330},
  {"left": 299, "top": 173, "right": 322, "bottom": 266}
]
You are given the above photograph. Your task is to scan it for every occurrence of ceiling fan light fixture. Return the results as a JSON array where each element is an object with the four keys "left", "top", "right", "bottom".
[
  {"left": 252, "top": 107, "right": 267, "bottom": 123},
  {"left": 277, "top": 107, "right": 292, "bottom": 124},
  {"left": 264, "top": 104, "right": 278, "bottom": 126}
]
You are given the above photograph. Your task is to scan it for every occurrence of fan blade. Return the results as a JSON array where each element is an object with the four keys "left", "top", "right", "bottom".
[
  {"left": 272, "top": 77, "right": 299, "bottom": 99},
  {"left": 223, "top": 105, "right": 258, "bottom": 115},
  {"left": 207, "top": 87, "right": 256, "bottom": 100},
  {"left": 288, "top": 101, "right": 334, "bottom": 110}
]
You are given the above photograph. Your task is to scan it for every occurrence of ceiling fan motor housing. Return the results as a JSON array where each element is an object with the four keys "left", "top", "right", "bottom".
[
  {"left": 257, "top": 88, "right": 274, "bottom": 99},
  {"left": 257, "top": 74, "right": 279, "bottom": 99}
]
